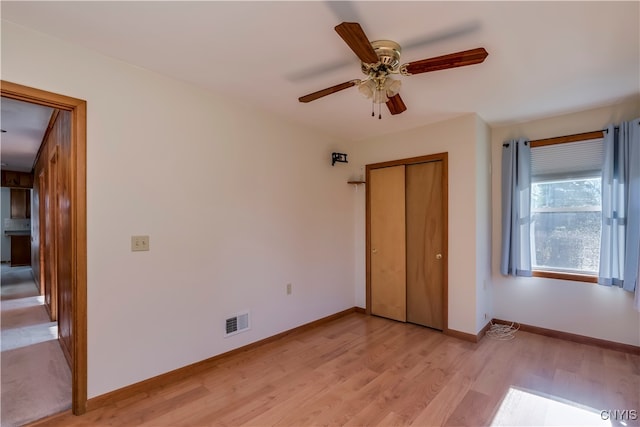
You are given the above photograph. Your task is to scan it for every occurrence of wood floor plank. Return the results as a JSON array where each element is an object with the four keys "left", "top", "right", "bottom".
[
  {"left": 29, "top": 313, "right": 640, "bottom": 427},
  {"left": 444, "top": 389, "right": 494, "bottom": 426},
  {"left": 410, "top": 371, "right": 474, "bottom": 427}
]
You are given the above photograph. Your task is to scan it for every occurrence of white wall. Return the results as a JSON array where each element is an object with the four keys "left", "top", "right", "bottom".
[
  {"left": 1, "top": 188, "right": 10, "bottom": 262},
  {"left": 2, "top": 21, "right": 356, "bottom": 397},
  {"left": 490, "top": 96, "right": 640, "bottom": 346},
  {"left": 475, "top": 117, "right": 493, "bottom": 332},
  {"left": 353, "top": 180, "right": 366, "bottom": 309},
  {"left": 348, "top": 114, "right": 483, "bottom": 335}
]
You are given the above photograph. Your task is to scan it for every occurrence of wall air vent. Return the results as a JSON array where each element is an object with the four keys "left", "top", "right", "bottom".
[{"left": 225, "top": 311, "right": 250, "bottom": 337}]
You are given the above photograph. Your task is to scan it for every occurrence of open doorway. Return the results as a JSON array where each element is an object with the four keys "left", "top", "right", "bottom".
[
  {"left": 1, "top": 81, "right": 87, "bottom": 419},
  {"left": 1, "top": 262, "right": 71, "bottom": 425}
]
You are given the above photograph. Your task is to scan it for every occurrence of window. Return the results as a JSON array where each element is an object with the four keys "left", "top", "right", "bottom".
[
  {"left": 529, "top": 134, "right": 604, "bottom": 281},
  {"left": 531, "top": 177, "right": 601, "bottom": 274}
]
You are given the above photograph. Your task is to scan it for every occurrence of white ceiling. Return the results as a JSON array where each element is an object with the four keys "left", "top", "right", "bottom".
[
  {"left": 1, "top": 1, "right": 638, "bottom": 156},
  {"left": 0, "top": 97, "right": 53, "bottom": 173}
]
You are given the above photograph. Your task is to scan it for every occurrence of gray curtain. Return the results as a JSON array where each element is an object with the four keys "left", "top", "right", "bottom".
[
  {"left": 599, "top": 118, "right": 640, "bottom": 310},
  {"left": 500, "top": 139, "right": 532, "bottom": 277}
]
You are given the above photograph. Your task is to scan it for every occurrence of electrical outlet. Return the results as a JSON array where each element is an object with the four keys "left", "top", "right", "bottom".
[
  {"left": 286, "top": 283, "right": 292, "bottom": 295},
  {"left": 131, "top": 235, "right": 149, "bottom": 252}
]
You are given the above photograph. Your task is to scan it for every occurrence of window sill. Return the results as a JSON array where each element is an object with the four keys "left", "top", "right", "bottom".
[{"left": 532, "top": 270, "right": 597, "bottom": 283}]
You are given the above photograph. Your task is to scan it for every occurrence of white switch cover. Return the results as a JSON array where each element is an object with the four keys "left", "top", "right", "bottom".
[{"left": 131, "top": 235, "right": 149, "bottom": 252}]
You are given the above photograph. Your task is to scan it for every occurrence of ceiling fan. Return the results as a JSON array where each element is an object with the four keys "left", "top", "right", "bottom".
[{"left": 298, "top": 22, "right": 488, "bottom": 118}]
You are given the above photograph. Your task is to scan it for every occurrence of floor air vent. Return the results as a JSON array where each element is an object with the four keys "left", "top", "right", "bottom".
[{"left": 225, "top": 311, "right": 250, "bottom": 337}]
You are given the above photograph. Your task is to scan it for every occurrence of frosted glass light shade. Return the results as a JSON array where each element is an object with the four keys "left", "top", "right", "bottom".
[
  {"left": 372, "top": 89, "right": 389, "bottom": 104},
  {"left": 386, "top": 79, "right": 402, "bottom": 97},
  {"left": 359, "top": 77, "right": 402, "bottom": 104},
  {"left": 358, "top": 80, "right": 375, "bottom": 98}
]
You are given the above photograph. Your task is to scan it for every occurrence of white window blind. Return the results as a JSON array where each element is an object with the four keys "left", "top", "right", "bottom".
[{"left": 531, "top": 138, "right": 604, "bottom": 180}]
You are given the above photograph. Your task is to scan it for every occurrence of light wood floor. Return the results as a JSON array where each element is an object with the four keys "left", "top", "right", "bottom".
[{"left": 34, "top": 313, "right": 639, "bottom": 426}]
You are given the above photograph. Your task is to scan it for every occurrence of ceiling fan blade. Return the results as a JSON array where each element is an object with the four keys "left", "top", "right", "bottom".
[
  {"left": 335, "top": 22, "right": 379, "bottom": 64},
  {"left": 298, "top": 80, "right": 358, "bottom": 103},
  {"left": 386, "top": 94, "right": 407, "bottom": 115},
  {"left": 402, "top": 47, "right": 488, "bottom": 75}
]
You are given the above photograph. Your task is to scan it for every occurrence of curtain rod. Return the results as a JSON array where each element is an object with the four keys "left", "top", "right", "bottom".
[{"left": 503, "top": 122, "right": 638, "bottom": 147}]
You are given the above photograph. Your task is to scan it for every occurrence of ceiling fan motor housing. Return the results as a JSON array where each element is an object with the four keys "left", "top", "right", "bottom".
[{"left": 361, "top": 40, "right": 402, "bottom": 75}]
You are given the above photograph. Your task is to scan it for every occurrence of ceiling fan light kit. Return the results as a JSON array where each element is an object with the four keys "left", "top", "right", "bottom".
[
  {"left": 358, "top": 78, "right": 401, "bottom": 102},
  {"left": 298, "top": 22, "right": 488, "bottom": 119}
]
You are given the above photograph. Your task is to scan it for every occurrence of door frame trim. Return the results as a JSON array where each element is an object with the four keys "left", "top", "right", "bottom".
[
  {"left": 366, "top": 152, "right": 449, "bottom": 332},
  {"left": 1, "top": 80, "right": 88, "bottom": 414}
]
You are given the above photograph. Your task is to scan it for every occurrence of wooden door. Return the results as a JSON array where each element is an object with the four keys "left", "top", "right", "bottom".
[
  {"left": 406, "top": 161, "right": 444, "bottom": 329},
  {"left": 54, "top": 112, "right": 74, "bottom": 367},
  {"left": 370, "top": 165, "right": 406, "bottom": 322},
  {"left": 38, "top": 171, "right": 46, "bottom": 295},
  {"left": 10, "top": 188, "right": 30, "bottom": 218},
  {"left": 10, "top": 236, "right": 31, "bottom": 266},
  {"left": 44, "top": 149, "right": 58, "bottom": 321}
]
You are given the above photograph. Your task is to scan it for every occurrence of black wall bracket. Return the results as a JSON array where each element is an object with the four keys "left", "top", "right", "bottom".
[{"left": 332, "top": 152, "right": 348, "bottom": 166}]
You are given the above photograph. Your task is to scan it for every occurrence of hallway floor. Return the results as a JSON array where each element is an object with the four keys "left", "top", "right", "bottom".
[{"left": 1, "top": 265, "right": 71, "bottom": 427}]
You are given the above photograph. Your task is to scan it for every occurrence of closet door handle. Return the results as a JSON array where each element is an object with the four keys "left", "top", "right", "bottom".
[
  {"left": 436, "top": 253, "right": 442, "bottom": 260},
  {"left": 372, "top": 248, "right": 378, "bottom": 254}
]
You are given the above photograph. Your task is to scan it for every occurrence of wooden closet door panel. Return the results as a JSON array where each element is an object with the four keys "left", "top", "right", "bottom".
[
  {"left": 43, "top": 165, "right": 57, "bottom": 321},
  {"left": 370, "top": 165, "right": 406, "bottom": 322},
  {"left": 10, "top": 188, "right": 29, "bottom": 218},
  {"left": 406, "top": 161, "right": 444, "bottom": 329},
  {"left": 54, "top": 111, "right": 74, "bottom": 367}
]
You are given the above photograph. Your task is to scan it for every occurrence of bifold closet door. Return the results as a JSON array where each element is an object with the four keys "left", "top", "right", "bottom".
[
  {"left": 370, "top": 165, "right": 406, "bottom": 322},
  {"left": 406, "top": 161, "right": 444, "bottom": 330}
]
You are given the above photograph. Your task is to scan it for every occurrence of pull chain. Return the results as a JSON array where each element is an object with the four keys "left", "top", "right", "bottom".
[{"left": 370, "top": 101, "right": 383, "bottom": 120}]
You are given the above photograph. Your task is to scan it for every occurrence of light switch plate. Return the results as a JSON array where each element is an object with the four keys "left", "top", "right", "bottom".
[{"left": 131, "top": 235, "right": 149, "bottom": 252}]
